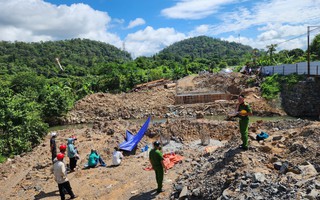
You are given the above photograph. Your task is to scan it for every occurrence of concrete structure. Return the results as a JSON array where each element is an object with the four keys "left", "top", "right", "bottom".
[{"left": 175, "top": 93, "right": 233, "bottom": 104}]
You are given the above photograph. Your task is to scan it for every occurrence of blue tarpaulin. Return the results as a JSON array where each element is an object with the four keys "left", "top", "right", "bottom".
[{"left": 119, "top": 116, "right": 151, "bottom": 152}]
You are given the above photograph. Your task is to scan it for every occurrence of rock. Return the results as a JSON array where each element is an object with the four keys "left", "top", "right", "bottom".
[
  {"left": 289, "top": 143, "right": 307, "bottom": 153},
  {"left": 272, "top": 135, "right": 283, "bottom": 141},
  {"left": 298, "top": 162, "right": 318, "bottom": 177},
  {"left": 34, "top": 185, "right": 42, "bottom": 192},
  {"left": 195, "top": 111, "right": 204, "bottom": 119},
  {"left": 175, "top": 184, "right": 183, "bottom": 192},
  {"left": 258, "top": 145, "right": 272, "bottom": 153},
  {"left": 240, "top": 180, "right": 248, "bottom": 188},
  {"left": 279, "top": 161, "right": 289, "bottom": 174},
  {"left": 192, "top": 188, "right": 201, "bottom": 197},
  {"left": 222, "top": 188, "right": 232, "bottom": 199},
  {"left": 179, "top": 186, "right": 188, "bottom": 199},
  {"left": 304, "top": 189, "right": 319, "bottom": 200},
  {"left": 130, "top": 190, "right": 139, "bottom": 194},
  {"left": 106, "top": 128, "right": 115, "bottom": 135},
  {"left": 253, "top": 172, "right": 265, "bottom": 183},
  {"left": 250, "top": 182, "right": 260, "bottom": 188},
  {"left": 273, "top": 162, "right": 282, "bottom": 170},
  {"left": 249, "top": 133, "right": 256, "bottom": 140},
  {"left": 315, "top": 181, "right": 320, "bottom": 189},
  {"left": 287, "top": 166, "right": 302, "bottom": 174},
  {"left": 278, "top": 184, "right": 287, "bottom": 192}
]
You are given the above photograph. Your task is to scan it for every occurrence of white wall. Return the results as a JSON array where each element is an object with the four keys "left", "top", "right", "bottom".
[{"left": 261, "top": 61, "right": 320, "bottom": 76}]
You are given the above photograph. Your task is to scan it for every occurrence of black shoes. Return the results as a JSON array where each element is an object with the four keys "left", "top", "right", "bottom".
[
  {"left": 239, "top": 145, "right": 249, "bottom": 150},
  {"left": 157, "top": 189, "right": 165, "bottom": 193}
]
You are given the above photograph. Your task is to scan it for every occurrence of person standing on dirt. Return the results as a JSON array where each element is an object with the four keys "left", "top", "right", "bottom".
[
  {"left": 53, "top": 153, "right": 77, "bottom": 200},
  {"left": 50, "top": 132, "right": 57, "bottom": 163},
  {"left": 149, "top": 141, "right": 167, "bottom": 193},
  {"left": 67, "top": 137, "right": 78, "bottom": 172},
  {"left": 235, "top": 94, "right": 253, "bottom": 150},
  {"left": 59, "top": 144, "right": 67, "bottom": 155}
]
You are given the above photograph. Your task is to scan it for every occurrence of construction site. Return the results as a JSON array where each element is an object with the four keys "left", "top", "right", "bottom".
[{"left": 0, "top": 72, "right": 319, "bottom": 200}]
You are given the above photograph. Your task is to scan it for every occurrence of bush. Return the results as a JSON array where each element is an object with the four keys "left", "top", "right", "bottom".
[
  {"left": 261, "top": 73, "right": 305, "bottom": 100},
  {"left": 0, "top": 155, "right": 6, "bottom": 163},
  {"left": 261, "top": 74, "right": 281, "bottom": 100}
]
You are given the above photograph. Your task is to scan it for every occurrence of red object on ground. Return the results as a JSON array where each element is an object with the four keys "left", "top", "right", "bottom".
[{"left": 144, "top": 153, "right": 184, "bottom": 171}]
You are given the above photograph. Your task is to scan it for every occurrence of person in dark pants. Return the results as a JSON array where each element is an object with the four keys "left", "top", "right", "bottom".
[
  {"left": 53, "top": 153, "right": 77, "bottom": 200},
  {"left": 149, "top": 141, "right": 167, "bottom": 193},
  {"left": 67, "top": 138, "right": 78, "bottom": 172},
  {"left": 87, "top": 149, "right": 106, "bottom": 168},
  {"left": 235, "top": 94, "right": 253, "bottom": 150},
  {"left": 50, "top": 132, "right": 57, "bottom": 163}
]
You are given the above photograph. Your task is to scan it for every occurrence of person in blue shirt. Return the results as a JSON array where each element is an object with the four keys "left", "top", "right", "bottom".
[
  {"left": 87, "top": 149, "right": 106, "bottom": 168},
  {"left": 67, "top": 137, "right": 78, "bottom": 172}
]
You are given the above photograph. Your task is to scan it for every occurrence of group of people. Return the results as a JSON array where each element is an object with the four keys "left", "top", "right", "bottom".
[
  {"left": 50, "top": 134, "right": 80, "bottom": 199},
  {"left": 49, "top": 94, "right": 252, "bottom": 199},
  {"left": 50, "top": 134, "right": 124, "bottom": 200}
]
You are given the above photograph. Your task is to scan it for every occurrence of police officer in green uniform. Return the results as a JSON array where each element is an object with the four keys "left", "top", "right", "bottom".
[
  {"left": 235, "top": 94, "right": 253, "bottom": 150},
  {"left": 149, "top": 141, "right": 167, "bottom": 193}
]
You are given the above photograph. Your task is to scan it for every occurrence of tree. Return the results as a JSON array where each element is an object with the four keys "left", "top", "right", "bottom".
[
  {"left": 266, "top": 44, "right": 278, "bottom": 63},
  {"left": 288, "top": 48, "right": 304, "bottom": 58},
  {"left": 0, "top": 88, "right": 48, "bottom": 156},
  {"left": 310, "top": 34, "right": 320, "bottom": 60},
  {"left": 40, "top": 84, "right": 75, "bottom": 122},
  {"left": 10, "top": 72, "right": 46, "bottom": 94}
]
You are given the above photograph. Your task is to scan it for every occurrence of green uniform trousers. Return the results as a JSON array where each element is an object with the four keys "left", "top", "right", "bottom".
[
  {"left": 239, "top": 118, "right": 249, "bottom": 148},
  {"left": 154, "top": 167, "right": 164, "bottom": 192}
]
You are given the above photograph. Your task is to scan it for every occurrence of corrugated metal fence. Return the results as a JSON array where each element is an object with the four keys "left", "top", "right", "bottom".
[{"left": 261, "top": 61, "right": 320, "bottom": 76}]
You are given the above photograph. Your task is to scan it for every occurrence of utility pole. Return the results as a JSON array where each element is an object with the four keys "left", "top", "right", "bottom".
[{"left": 307, "top": 26, "right": 310, "bottom": 76}]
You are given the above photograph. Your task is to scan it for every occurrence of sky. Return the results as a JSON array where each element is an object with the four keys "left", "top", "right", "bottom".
[{"left": 1, "top": 0, "right": 320, "bottom": 58}]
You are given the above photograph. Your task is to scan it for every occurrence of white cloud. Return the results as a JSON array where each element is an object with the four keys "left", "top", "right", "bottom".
[
  {"left": 127, "top": 18, "right": 146, "bottom": 29},
  {"left": 124, "top": 26, "right": 187, "bottom": 58},
  {"left": 194, "top": 25, "right": 210, "bottom": 35},
  {"left": 223, "top": 32, "right": 306, "bottom": 53},
  {"left": 0, "top": 0, "right": 122, "bottom": 47},
  {"left": 197, "top": 0, "right": 320, "bottom": 51},
  {"left": 161, "top": 0, "right": 237, "bottom": 20}
]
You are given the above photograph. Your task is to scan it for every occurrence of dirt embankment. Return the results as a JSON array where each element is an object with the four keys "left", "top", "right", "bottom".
[{"left": 64, "top": 73, "right": 283, "bottom": 125}]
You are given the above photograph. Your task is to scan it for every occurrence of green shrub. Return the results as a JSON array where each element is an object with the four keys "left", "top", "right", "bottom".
[
  {"left": 261, "top": 74, "right": 281, "bottom": 100},
  {"left": 261, "top": 73, "right": 305, "bottom": 100},
  {"left": 0, "top": 155, "right": 6, "bottom": 163}
]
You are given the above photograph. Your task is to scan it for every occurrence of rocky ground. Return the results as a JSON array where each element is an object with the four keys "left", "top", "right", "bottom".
[{"left": 0, "top": 73, "right": 319, "bottom": 200}]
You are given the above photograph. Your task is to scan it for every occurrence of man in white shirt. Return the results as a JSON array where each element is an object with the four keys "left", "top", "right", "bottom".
[
  {"left": 53, "top": 153, "right": 77, "bottom": 200},
  {"left": 112, "top": 147, "right": 124, "bottom": 166}
]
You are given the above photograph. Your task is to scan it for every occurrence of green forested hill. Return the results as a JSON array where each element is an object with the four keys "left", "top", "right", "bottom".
[
  {"left": 155, "top": 36, "right": 253, "bottom": 66},
  {"left": 0, "top": 38, "right": 131, "bottom": 76}
]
